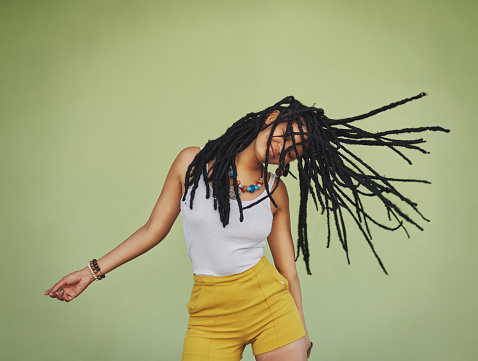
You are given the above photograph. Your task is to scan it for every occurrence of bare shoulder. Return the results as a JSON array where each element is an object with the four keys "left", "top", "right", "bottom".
[
  {"left": 168, "top": 147, "right": 201, "bottom": 188},
  {"left": 270, "top": 176, "right": 290, "bottom": 214},
  {"left": 175, "top": 146, "right": 201, "bottom": 166},
  {"left": 172, "top": 146, "right": 200, "bottom": 170}
]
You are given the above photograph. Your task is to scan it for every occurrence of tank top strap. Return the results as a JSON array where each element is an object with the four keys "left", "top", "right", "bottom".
[{"left": 267, "top": 171, "right": 276, "bottom": 188}]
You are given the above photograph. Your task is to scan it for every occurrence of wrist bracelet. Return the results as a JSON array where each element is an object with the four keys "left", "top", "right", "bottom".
[
  {"left": 87, "top": 262, "right": 98, "bottom": 280},
  {"left": 88, "top": 259, "right": 106, "bottom": 281}
]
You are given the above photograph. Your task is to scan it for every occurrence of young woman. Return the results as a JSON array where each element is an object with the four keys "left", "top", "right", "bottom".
[{"left": 45, "top": 93, "right": 448, "bottom": 360}]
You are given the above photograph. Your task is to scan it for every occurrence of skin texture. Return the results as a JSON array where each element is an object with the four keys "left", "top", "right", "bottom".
[{"left": 44, "top": 111, "right": 312, "bottom": 360}]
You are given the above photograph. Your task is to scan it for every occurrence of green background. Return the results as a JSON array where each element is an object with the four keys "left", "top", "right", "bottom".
[{"left": 1, "top": 0, "right": 476, "bottom": 360}]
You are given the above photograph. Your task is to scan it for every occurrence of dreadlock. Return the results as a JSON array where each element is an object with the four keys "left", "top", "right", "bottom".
[{"left": 182, "top": 93, "right": 450, "bottom": 275}]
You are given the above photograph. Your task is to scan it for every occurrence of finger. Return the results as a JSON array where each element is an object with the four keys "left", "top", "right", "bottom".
[
  {"left": 55, "top": 288, "right": 65, "bottom": 301},
  {"left": 307, "top": 342, "right": 313, "bottom": 358},
  {"left": 59, "top": 288, "right": 71, "bottom": 302},
  {"left": 49, "top": 279, "right": 66, "bottom": 296},
  {"left": 45, "top": 285, "right": 60, "bottom": 295},
  {"left": 64, "top": 291, "right": 73, "bottom": 302}
]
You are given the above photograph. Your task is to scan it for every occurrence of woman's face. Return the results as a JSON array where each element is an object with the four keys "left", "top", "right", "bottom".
[{"left": 255, "top": 111, "right": 308, "bottom": 165}]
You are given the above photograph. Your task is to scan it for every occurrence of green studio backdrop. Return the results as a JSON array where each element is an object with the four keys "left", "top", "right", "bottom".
[{"left": 1, "top": 0, "right": 476, "bottom": 360}]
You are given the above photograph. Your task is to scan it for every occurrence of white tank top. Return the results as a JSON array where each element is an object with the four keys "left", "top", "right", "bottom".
[{"left": 180, "top": 173, "right": 276, "bottom": 276}]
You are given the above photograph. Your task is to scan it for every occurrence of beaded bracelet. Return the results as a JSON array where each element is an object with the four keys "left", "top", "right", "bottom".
[
  {"left": 87, "top": 262, "right": 98, "bottom": 280},
  {"left": 91, "top": 259, "right": 105, "bottom": 280},
  {"left": 88, "top": 259, "right": 105, "bottom": 280}
]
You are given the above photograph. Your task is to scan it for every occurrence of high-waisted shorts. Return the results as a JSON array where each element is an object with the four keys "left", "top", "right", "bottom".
[{"left": 181, "top": 256, "right": 306, "bottom": 361}]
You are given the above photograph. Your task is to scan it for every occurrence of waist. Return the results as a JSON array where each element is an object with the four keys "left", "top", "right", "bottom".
[{"left": 193, "top": 256, "right": 270, "bottom": 284}]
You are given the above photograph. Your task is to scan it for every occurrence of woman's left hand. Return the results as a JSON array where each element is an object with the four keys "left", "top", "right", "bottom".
[{"left": 305, "top": 334, "right": 313, "bottom": 359}]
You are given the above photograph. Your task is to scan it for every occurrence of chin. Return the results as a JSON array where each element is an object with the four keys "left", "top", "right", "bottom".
[{"left": 265, "top": 159, "right": 279, "bottom": 166}]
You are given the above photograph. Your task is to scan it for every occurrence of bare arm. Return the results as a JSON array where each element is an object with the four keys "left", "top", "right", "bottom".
[
  {"left": 44, "top": 147, "right": 200, "bottom": 302},
  {"left": 267, "top": 179, "right": 312, "bottom": 355}
]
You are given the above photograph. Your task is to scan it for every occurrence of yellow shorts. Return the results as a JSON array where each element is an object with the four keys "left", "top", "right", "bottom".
[{"left": 181, "top": 256, "right": 306, "bottom": 361}]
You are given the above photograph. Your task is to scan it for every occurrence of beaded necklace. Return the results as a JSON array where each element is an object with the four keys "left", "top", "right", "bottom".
[{"left": 228, "top": 168, "right": 264, "bottom": 200}]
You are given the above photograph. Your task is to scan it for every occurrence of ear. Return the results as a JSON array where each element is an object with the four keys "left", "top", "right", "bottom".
[{"left": 265, "top": 110, "right": 280, "bottom": 125}]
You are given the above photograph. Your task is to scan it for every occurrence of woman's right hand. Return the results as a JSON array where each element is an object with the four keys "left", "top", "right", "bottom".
[
  {"left": 44, "top": 268, "right": 95, "bottom": 302},
  {"left": 43, "top": 148, "right": 195, "bottom": 303}
]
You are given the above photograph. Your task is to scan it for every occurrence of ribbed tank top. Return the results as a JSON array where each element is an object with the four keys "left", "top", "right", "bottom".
[{"left": 180, "top": 173, "right": 276, "bottom": 276}]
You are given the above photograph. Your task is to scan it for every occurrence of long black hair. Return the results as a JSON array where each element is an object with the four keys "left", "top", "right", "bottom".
[{"left": 182, "top": 93, "right": 449, "bottom": 274}]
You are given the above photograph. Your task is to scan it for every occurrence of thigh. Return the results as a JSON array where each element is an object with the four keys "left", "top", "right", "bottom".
[
  {"left": 254, "top": 337, "right": 307, "bottom": 361},
  {"left": 181, "top": 331, "right": 245, "bottom": 361},
  {"left": 248, "top": 258, "right": 306, "bottom": 355},
  {"left": 181, "top": 281, "right": 245, "bottom": 361}
]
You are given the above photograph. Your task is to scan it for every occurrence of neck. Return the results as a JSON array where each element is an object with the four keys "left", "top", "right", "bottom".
[{"left": 235, "top": 140, "right": 263, "bottom": 175}]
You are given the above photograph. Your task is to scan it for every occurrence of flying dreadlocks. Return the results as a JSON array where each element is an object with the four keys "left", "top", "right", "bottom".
[{"left": 182, "top": 93, "right": 450, "bottom": 274}]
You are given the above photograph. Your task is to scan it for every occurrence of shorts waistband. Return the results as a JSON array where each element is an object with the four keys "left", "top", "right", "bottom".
[{"left": 193, "top": 256, "right": 269, "bottom": 285}]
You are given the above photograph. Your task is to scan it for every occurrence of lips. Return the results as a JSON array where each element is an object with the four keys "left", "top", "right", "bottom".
[{"left": 269, "top": 145, "right": 276, "bottom": 158}]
